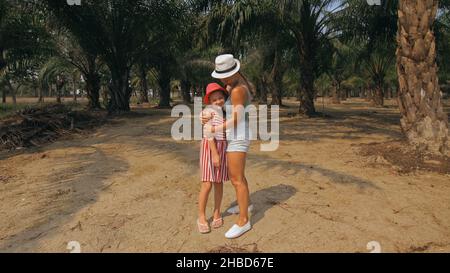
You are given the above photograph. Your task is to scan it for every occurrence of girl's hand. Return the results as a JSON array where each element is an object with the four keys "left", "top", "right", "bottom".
[
  {"left": 212, "top": 153, "right": 220, "bottom": 168},
  {"left": 204, "top": 124, "right": 215, "bottom": 138}
]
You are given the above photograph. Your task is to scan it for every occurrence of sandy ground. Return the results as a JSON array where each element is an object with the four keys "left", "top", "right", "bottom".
[{"left": 1, "top": 98, "right": 449, "bottom": 253}]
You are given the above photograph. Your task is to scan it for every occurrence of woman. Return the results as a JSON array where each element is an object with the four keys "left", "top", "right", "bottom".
[{"left": 202, "top": 54, "right": 253, "bottom": 239}]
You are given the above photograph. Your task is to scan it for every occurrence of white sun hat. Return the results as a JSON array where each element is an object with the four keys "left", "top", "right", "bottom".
[{"left": 211, "top": 54, "right": 241, "bottom": 79}]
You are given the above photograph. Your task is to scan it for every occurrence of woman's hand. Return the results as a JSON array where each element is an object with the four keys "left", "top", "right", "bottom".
[
  {"left": 200, "top": 110, "right": 214, "bottom": 125},
  {"left": 212, "top": 152, "right": 220, "bottom": 168}
]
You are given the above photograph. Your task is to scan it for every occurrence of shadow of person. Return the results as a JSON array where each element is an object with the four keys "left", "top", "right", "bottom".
[{"left": 224, "top": 184, "right": 297, "bottom": 225}]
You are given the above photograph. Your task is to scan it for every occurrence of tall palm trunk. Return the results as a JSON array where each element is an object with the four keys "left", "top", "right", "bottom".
[
  {"left": 5, "top": 76, "right": 16, "bottom": 105},
  {"left": 2, "top": 87, "right": 6, "bottom": 103},
  {"left": 85, "top": 72, "right": 101, "bottom": 109},
  {"left": 297, "top": 42, "right": 317, "bottom": 116},
  {"left": 372, "top": 84, "right": 384, "bottom": 107},
  {"left": 158, "top": 65, "right": 171, "bottom": 108},
  {"left": 298, "top": 65, "right": 316, "bottom": 116},
  {"left": 38, "top": 87, "right": 43, "bottom": 103},
  {"left": 108, "top": 68, "right": 132, "bottom": 113},
  {"left": 56, "top": 76, "right": 64, "bottom": 104},
  {"left": 258, "top": 77, "right": 268, "bottom": 104},
  {"left": 180, "top": 79, "right": 192, "bottom": 104},
  {"left": 397, "top": 0, "right": 449, "bottom": 154},
  {"left": 270, "top": 48, "right": 283, "bottom": 106},
  {"left": 84, "top": 56, "right": 101, "bottom": 109},
  {"left": 0, "top": 47, "right": 5, "bottom": 73},
  {"left": 331, "top": 80, "right": 341, "bottom": 104},
  {"left": 139, "top": 65, "right": 149, "bottom": 104},
  {"left": 72, "top": 75, "right": 77, "bottom": 102}
]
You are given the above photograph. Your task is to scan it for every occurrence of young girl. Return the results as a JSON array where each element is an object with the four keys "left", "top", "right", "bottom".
[{"left": 198, "top": 83, "right": 229, "bottom": 234}]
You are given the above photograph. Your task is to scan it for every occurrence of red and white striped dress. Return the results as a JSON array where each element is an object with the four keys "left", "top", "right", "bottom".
[{"left": 200, "top": 109, "right": 229, "bottom": 183}]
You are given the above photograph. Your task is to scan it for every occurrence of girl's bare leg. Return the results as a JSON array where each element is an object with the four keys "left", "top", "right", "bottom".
[
  {"left": 198, "top": 182, "right": 212, "bottom": 225},
  {"left": 227, "top": 152, "right": 250, "bottom": 227},
  {"left": 213, "top": 183, "right": 224, "bottom": 220}
]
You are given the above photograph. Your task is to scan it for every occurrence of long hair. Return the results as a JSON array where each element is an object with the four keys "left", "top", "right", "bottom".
[{"left": 238, "top": 72, "right": 255, "bottom": 100}]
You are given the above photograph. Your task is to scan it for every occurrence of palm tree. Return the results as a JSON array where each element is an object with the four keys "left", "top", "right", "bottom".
[
  {"left": 338, "top": 0, "right": 398, "bottom": 106},
  {"left": 45, "top": 0, "right": 186, "bottom": 112},
  {"left": 0, "top": 0, "right": 52, "bottom": 104},
  {"left": 359, "top": 41, "right": 396, "bottom": 106},
  {"left": 0, "top": 0, "right": 7, "bottom": 75},
  {"left": 279, "top": 0, "right": 341, "bottom": 115},
  {"left": 200, "top": 0, "right": 340, "bottom": 115},
  {"left": 325, "top": 40, "right": 356, "bottom": 104},
  {"left": 38, "top": 57, "right": 77, "bottom": 103},
  {"left": 397, "top": 0, "right": 449, "bottom": 154},
  {"left": 54, "top": 32, "right": 103, "bottom": 109}
]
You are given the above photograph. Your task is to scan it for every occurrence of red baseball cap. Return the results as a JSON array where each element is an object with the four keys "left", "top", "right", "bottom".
[{"left": 204, "top": 83, "right": 226, "bottom": 104}]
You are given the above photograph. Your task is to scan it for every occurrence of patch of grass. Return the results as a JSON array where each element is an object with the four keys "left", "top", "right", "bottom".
[
  {"left": 0, "top": 104, "right": 107, "bottom": 151},
  {"left": 1, "top": 101, "right": 88, "bottom": 119},
  {"left": 0, "top": 103, "right": 31, "bottom": 118}
]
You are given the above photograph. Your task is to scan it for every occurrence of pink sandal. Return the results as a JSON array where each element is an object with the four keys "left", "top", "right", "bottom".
[
  {"left": 197, "top": 220, "right": 211, "bottom": 234},
  {"left": 211, "top": 218, "right": 224, "bottom": 229}
]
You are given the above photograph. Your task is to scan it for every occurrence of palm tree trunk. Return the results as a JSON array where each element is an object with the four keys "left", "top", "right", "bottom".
[
  {"left": 332, "top": 81, "right": 341, "bottom": 104},
  {"left": 56, "top": 88, "right": 62, "bottom": 103},
  {"left": 107, "top": 68, "right": 132, "bottom": 113},
  {"left": 82, "top": 56, "right": 102, "bottom": 109},
  {"left": 342, "top": 88, "right": 349, "bottom": 101},
  {"left": 5, "top": 77, "right": 16, "bottom": 105},
  {"left": 56, "top": 76, "right": 64, "bottom": 104},
  {"left": 158, "top": 67, "right": 171, "bottom": 108},
  {"left": 298, "top": 66, "right": 316, "bottom": 116},
  {"left": 255, "top": 80, "right": 261, "bottom": 102},
  {"left": 297, "top": 47, "right": 317, "bottom": 116},
  {"left": 180, "top": 80, "right": 192, "bottom": 104},
  {"left": 270, "top": 50, "right": 283, "bottom": 106},
  {"left": 260, "top": 76, "right": 268, "bottom": 104},
  {"left": 372, "top": 82, "right": 384, "bottom": 107},
  {"left": 0, "top": 47, "right": 6, "bottom": 73},
  {"left": 2, "top": 86, "right": 6, "bottom": 103},
  {"left": 397, "top": 0, "right": 449, "bottom": 154},
  {"left": 139, "top": 66, "right": 149, "bottom": 104},
  {"left": 38, "top": 87, "right": 43, "bottom": 103},
  {"left": 85, "top": 72, "right": 101, "bottom": 109},
  {"left": 72, "top": 76, "right": 77, "bottom": 102}
]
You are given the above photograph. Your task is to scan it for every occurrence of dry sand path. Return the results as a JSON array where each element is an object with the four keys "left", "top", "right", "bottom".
[{"left": 1, "top": 99, "right": 449, "bottom": 253}]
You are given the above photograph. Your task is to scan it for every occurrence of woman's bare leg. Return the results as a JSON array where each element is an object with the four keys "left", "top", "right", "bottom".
[
  {"left": 198, "top": 182, "right": 212, "bottom": 225},
  {"left": 227, "top": 152, "right": 250, "bottom": 227}
]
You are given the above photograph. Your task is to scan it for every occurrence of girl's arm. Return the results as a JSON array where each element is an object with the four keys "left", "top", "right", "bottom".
[
  {"left": 203, "top": 110, "right": 220, "bottom": 168},
  {"left": 212, "top": 86, "right": 247, "bottom": 134},
  {"left": 208, "top": 139, "right": 220, "bottom": 168}
]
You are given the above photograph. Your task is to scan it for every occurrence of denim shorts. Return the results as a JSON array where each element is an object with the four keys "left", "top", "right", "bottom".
[{"left": 227, "top": 139, "right": 251, "bottom": 153}]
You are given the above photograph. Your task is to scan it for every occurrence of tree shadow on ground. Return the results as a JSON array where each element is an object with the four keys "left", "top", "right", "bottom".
[
  {"left": 0, "top": 146, "right": 129, "bottom": 252},
  {"left": 223, "top": 184, "right": 297, "bottom": 226}
]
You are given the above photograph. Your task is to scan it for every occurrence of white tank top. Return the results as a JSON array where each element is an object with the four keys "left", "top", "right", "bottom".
[{"left": 225, "top": 88, "right": 252, "bottom": 141}]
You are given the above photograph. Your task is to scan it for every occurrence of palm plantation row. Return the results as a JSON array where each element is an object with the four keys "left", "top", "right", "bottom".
[{"left": 0, "top": 0, "right": 449, "bottom": 153}]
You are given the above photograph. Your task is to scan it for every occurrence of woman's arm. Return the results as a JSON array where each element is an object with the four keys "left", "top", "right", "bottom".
[
  {"left": 201, "top": 110, "right": 213, "bottom": 125},
  {"left": 212, "top": 86, "right": 247, "bottom": 134}
]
